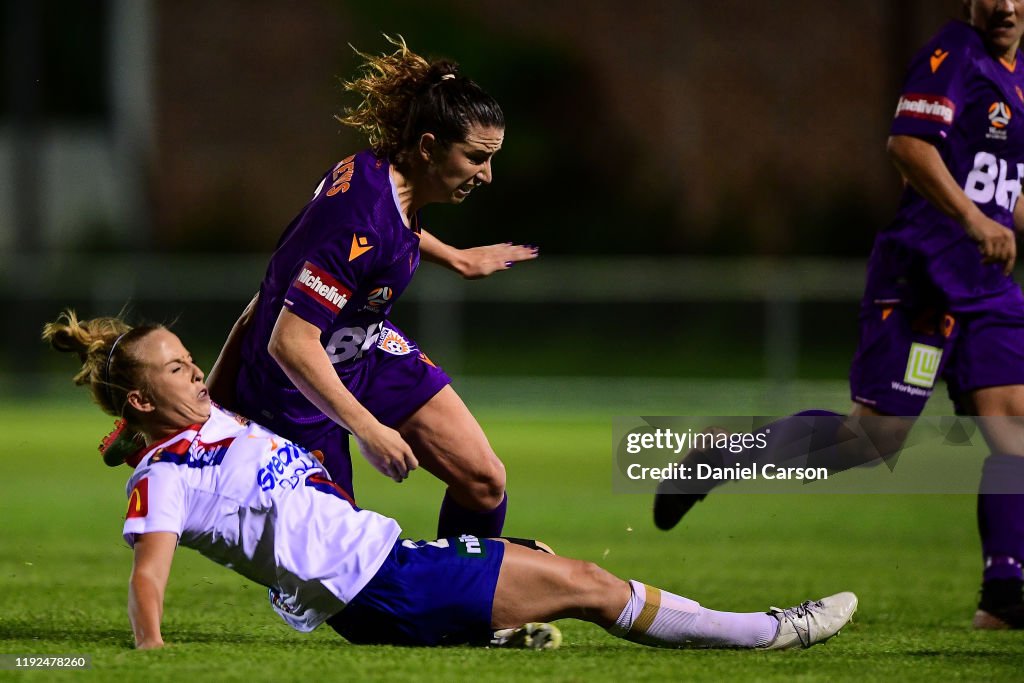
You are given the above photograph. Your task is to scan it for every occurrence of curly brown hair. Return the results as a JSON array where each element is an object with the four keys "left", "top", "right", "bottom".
[
  {"left": 41, "top": 310, "right": 161, "bottom": 424},
  {"left": 338, "top": 35, "right": 504, "bottom": 163}
]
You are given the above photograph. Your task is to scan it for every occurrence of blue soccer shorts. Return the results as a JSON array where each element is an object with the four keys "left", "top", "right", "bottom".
[{"left": 326, "top": 536, "right": 505, "bottom": 646}]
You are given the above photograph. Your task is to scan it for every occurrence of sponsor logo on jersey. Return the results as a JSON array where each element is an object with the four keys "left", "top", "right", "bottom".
[
  {"left": 349, "top": 234, "right": 374, "bottom": 261},
  {"left": 151, "top": 437, "right": 235, "bottom": 468},
  {"left": 126, "top": 478, "right": 149, "bottom": 519},
  {"left": 361, "top": 286, "right": 393, "bottom": 312},
  {"left": 189, "top": 437, "right": 234, "bottom": 468},
  {"left": 964, "top": 151, "right": 1024, "bottom": 209},
  {"left": 293, "top": 261, "right": 352, "bottom": 314},
  {"left": 894, "top": 94, "right": 955, "bottom": 125},
  {"left": 325, "top": 323, "right": 382, "bottom": 364},
  {"left": 376, "top": 328, "right": 413, "bottom": 356},
  {"left": 930, "top": 48, "right": 949, "bottom": 74},
  {"left": 257, "top": 441, "right": 319, "bottom": 492},
  {"left": 987, "top": 101, "right": 1012, "bottom": 140},
  {"left": 904, "top": 343, "right": 942, "bottom": 389},
  {"left": 456, "top": 534, "right": 487, "bottom": 558}
]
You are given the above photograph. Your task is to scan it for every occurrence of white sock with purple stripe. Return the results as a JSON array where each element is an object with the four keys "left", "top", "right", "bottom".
[{"left": 608, "top": 580, "right": 779, "bottom": 648}]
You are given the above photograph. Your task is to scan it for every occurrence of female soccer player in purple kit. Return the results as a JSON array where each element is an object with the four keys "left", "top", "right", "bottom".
[
  {"left": 211, "top": 38, "right": 535, "bottom": 539},
  {"left": 656, "top": 0, "right": 1024, "bottom": 629}
]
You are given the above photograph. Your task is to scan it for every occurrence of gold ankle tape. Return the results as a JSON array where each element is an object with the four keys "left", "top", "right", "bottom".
[{"left": 629, "top": 584, "right": 662, "bottom": 636}]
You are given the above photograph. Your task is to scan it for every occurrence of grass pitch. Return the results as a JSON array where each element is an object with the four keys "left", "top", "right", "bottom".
[{"left": 1, "top": 379, "right": 1022, "bottom": 681}]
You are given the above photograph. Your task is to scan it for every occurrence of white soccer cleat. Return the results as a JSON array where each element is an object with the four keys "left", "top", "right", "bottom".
[
  {"left": 490, "top": 622, "right": 563, "bottom": 650},
  {"left": 760, "top": 592, "right": 858, "bottom": 649}
]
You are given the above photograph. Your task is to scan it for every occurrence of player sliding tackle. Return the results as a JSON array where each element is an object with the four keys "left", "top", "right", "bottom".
[{"left": 43, "top": 310, "right": 857, "bottom": 650}]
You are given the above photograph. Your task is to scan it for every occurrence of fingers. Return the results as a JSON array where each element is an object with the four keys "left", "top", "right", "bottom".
[
  {"left": 494, "top": 243, "right": 539, "bottom": 267},
  {"left": 386, "top": 450, "right": 419, "bottom": 482},
  {"left": 974, "top": 223, "right": 1016, "bottom": 275},
  {"left": 357, "top": 429, "right": 419, "bottom": 482}
]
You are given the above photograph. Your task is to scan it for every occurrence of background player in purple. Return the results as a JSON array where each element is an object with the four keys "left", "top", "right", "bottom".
[
  {"left": 205, "top": 38, "right": 537, "bottom": 539},
  {"left": 655, "top": 0, "right": 1024, "bottom": 629},
  {"left": 44, "top": 310, "right": 857, "bottom": 651}
]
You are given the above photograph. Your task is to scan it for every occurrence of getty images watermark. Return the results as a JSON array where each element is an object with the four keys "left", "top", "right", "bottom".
[
  {"left": 622, "top": 427, "right": 828, "bottom": 482},
  {"left": 612, "top": 415, "right": 1024, "bottom": 494}
]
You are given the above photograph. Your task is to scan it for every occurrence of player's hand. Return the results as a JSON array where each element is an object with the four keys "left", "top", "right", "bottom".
[
  {"left": 965, "top": 214, "right": 1016, "bottom": 275},
  {"left": 354, "top": 423, "right": 419, "bottom": 482},
  {"left": 456, "top": 242, "right": 538, "bottom": 279}
]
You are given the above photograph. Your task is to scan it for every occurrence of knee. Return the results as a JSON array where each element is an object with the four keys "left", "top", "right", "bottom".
[
  {"left": 567, "top": 560, "right": 620, "bottom": 595},
  {"left": 455, "top": 456, "right": 506, "bottom": 510}
]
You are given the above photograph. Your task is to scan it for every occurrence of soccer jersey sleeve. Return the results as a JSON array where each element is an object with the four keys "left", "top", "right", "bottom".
[
  {"left": 890, "top": 23, "right": 970, "bottom": 142},
  {"left": 281, "top": 214, "right": 379, "bottom": 332},
  {"left": 121, "top": 465, "right": 188, "bottom": 547}
]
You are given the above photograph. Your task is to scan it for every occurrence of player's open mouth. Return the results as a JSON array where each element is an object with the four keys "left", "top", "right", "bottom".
[{"left": 198, "top": 388, "right": 209, "bottom": 400}]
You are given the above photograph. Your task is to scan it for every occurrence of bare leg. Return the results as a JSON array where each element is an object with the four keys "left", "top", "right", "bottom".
[
  {"left": 399, "top": 386, "right": 506, "bottom": 511},
  {"left": 491, "top": 542, "right": 629, "bottom": 628},
  {"left": 490, "top": 542, "right": 791, "bottom": 649}
]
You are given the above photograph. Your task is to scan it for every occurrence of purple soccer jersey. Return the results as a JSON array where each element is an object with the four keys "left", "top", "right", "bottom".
[
  {"left": 883, "top": 20, "right": 1024, "bottom": 310},
  {"left": 235, "top": 150, "right": 451, "bottom": 488},
  {"left": 852, "top": 21, "right": 1024, "bottom": 414}
]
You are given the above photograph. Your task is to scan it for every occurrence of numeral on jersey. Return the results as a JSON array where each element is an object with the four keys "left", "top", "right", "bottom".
[
  {"left": 964, "top": 151, "right": 1023, "bottom": 211},
  {"left": 325, "top": 323, "right": 381, "bottom": 364}
]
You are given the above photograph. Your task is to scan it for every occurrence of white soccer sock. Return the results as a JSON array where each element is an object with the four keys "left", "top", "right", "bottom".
[{"left": 608, "top": 580, "right": 779, "bottom": 648}]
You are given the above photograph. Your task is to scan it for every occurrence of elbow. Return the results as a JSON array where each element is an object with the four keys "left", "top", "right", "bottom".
[
  {"left": 885, "top": 135, "right": 906, "bottom": 165},
  {"left": 267, "top": 320, "right": 293, "bottom": 367},
  {"left": 267, "top": 332, "right": 285, "bottom": 365}
]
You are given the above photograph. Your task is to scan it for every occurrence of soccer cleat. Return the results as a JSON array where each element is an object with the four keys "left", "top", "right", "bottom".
[
  {"left": 760, "top": 592, "right": 858, "bottom": 649},
  {"left": 973, "top": 603, "right": 1024, "bottom": 629},
  {"left": 490, "top": 622, "right": 562, "bottom": 650},
  {"left": 652, "top": 480, "right": 707, "bottom": 531},
  {"left": 974, "top": 578, "right": 1024, "bottom": 629},
  {"left": 652, "top": 433, "right": 726, "bottom": 530}
]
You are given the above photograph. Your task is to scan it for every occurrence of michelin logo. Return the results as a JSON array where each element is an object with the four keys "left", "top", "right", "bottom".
[
  {"left": 292, "top": 261, "right": 352, "bottom": 313},
  {"left": 895, "top": 95, "right": 954, "bottom": 125}
]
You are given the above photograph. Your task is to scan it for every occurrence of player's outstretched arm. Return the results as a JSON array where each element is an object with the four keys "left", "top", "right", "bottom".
[
  {"left": 419, "top": 229, "right": 538, "bottom": 279},
  {"left": 888, "top": 134, "right": 1016, "bottom": 275},
  {"left": 128, "top": 531, "right": 177, "bottom": 649},
  {"left": 206, "top": 292, "right": 259, "bottom": 409}
]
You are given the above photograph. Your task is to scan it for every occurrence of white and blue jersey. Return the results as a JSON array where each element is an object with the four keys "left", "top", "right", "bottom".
[{"left": 121, "top": 405, "right": 401, "bottom": 632}]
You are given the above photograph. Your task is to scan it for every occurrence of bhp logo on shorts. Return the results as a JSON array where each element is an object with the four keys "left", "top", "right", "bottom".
[{"left": 904, "top": 343, "right": 942, "bottom": 388}]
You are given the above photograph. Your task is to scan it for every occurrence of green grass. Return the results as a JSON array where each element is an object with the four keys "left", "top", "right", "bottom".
[{"left": 1, "top": 381, "right": 1021, "bottom": 681}]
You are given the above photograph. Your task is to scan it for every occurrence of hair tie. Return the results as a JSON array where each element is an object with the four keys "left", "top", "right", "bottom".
[
  {"left": 104, "top": 331, "right": 128, "bottom": 408},
  {"left": 440, "top": 74, "right": 455, "bottom": 81}
]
